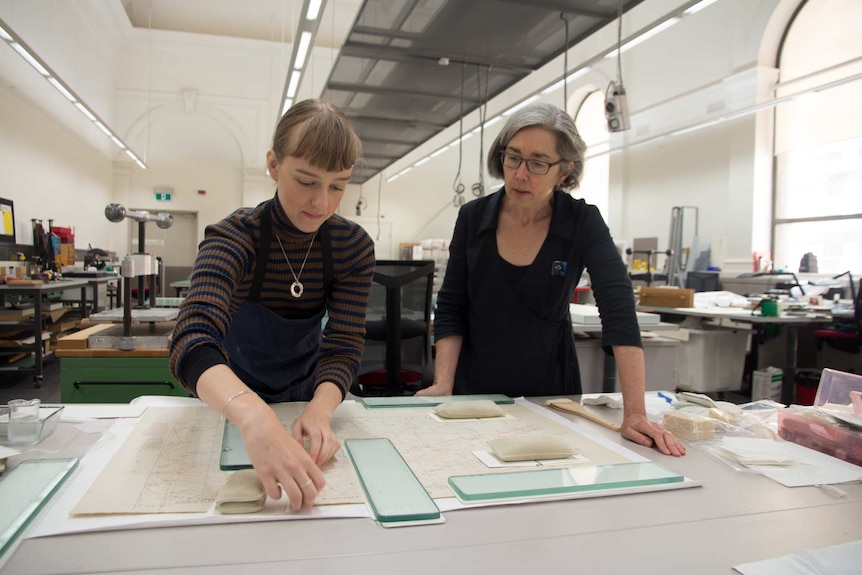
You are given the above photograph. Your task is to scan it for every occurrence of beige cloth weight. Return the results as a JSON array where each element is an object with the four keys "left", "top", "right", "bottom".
[
  {"left": 434, "top": 399, "right": 506, "bottom": 419},
  {"left": 488, "top": 436, "right": 577, "bottom": 462},
  {"left": 215, "top": 469, "right": 267, "bottom": 514}
]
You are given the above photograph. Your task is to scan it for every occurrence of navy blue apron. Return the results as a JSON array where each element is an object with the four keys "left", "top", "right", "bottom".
[
  {"left": 223, "top": 205, "right": 333, "bottom": 403},
  {"left": 453, "top": 234, "right": 580, "bottom": 397}
]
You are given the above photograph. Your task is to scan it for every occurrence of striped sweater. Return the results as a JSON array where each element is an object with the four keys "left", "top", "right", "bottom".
[{"left": 169, "top": 197, "right": 376, "bottom": 399}]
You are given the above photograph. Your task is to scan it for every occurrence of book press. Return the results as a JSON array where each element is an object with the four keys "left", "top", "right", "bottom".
[{"left": 83, "top": 204, "right": 179, "bottom": 350}]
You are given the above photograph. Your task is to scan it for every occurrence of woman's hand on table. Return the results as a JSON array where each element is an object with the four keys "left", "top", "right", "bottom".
[
  {"left": 414, "top": 382, "right": 453, "bottom": 396},
  {"left": 621, "top": 412, "right": 686, "bottom": 457},
  {"left": 238, "top": 407, "right": 326, "bottom": 512},
  {"left": 290, "top": 404, "right": 340, "bottom": 467}
]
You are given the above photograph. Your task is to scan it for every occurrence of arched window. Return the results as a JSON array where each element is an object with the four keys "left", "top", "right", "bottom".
[
  {"left": 774, "top": 0, "right": 862, "bottom": 274},
  {"left": 574, "top": 90, "right": 610, "bottom": 220}
]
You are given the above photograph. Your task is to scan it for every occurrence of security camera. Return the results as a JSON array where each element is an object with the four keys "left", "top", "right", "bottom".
[{"left": 605, "top": 82, "right": 630, "bottom": 133}]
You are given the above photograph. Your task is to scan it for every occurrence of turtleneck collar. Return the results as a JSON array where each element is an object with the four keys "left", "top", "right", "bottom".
[{"left": 270, "top": 193, "right": 317, "bottom": 243}]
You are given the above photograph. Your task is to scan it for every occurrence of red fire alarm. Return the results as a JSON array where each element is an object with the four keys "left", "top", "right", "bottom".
[{"left": 198, "top": 189, "right": 206, "bottom": 195}]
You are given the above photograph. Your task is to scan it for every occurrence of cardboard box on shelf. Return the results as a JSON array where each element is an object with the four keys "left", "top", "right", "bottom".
[
  {"left": 638, "top": 287, "right": 694, "bottom": 308},
  {"left": 56, "top": 244, "right": 76, "bottom": 266},
  {"left": 399, "top": 243, "right": 421, "bottom": 260}
]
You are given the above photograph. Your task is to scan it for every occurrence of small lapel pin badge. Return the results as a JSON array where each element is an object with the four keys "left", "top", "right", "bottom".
[{"left": 551, "top": 260, "right": 567, "bottom": 277}]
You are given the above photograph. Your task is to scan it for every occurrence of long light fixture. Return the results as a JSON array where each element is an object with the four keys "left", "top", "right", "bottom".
[
  {"left": 0, "top": 17, "right": 147, "bottom": 169},
  {"left": 279, "top": 0, "right": 327, "bottom": 117},
  {"left": 605, "top": 17, "right": 680, "bottom": 59},
  {"left": 584, "top": 70, "right": 862, "bottom": 160},
  {"left": 541, "top": 67, "right": 591, "bottom": 95}
]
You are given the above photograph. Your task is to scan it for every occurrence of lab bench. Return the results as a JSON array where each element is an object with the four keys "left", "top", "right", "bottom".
[{"left": 0, "top": 279, "right": 88, "bottom": 387}]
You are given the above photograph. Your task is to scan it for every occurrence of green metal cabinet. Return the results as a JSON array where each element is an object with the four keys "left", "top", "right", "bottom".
[{"left": 60, "top": 357, "right": 192, "bottom": 403}]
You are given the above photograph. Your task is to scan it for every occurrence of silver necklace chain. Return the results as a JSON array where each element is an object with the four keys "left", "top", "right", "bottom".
[{"left": 276, "top": 232, "right": 315, "bottom": 298}]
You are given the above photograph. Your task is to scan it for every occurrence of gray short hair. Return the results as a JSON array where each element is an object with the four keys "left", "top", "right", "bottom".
[{"left": 487, "top": 103, "right": 586, "bottom": 190}]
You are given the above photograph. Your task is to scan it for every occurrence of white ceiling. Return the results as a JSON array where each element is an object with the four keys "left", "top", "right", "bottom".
[
  {"left": 120, "top": 0, "right": 356, "bottom": 49},
  {"left": 1, "top": 0, "right": 648, "bottom": 181},
  {"left": 0, "top": 0, "right": 362, "bottom": 167}
]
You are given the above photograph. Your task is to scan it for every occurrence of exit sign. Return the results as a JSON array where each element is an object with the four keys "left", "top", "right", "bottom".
[{"left": 155, "top": 192, "right": 172, "bottom": 201}]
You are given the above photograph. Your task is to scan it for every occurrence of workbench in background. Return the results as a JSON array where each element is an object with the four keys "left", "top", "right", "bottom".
[
  {"left": 639, "top": 305, "right": 830, "bottom": 403},
  {"left": 0, "top": 279, "right": 88, "bottom": 387},
  {"left": 55, "top": 323, "right": 188, "bottom": 403}
]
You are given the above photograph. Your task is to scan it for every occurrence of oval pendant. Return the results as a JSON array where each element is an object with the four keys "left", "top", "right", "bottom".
[{"left": 290, "top": 281, "right": 304, "bottom": 298}]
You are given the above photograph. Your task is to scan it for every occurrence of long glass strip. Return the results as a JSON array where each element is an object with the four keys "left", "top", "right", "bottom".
[
  {"left": 0, "top": 458, "right": 79, "bottom": 558},
  {"left": 448, "top": 462, "right": 684, "bottom": 502},
  {"left": 345, "top": 438, "right": 440, "bottom": 523},
  {"left": 361, "top": 394, "right": 513, "bottom": 408},
  {"left": 220, "top": 420, "right": 249, "bottom": 470}
]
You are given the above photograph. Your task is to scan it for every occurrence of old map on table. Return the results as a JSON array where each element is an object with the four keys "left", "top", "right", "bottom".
[{"left": 71, "top": 400, "right": 632, "bottom": 515}]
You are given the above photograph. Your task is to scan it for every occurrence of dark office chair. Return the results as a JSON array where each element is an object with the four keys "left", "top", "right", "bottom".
[
  {"left": 353, "top": 260, "right": 435, "bottom": 396},
  {"left": 814, "top": 276, "right": 861, "bottom": 371},
  {"left": 686, "top": 271, "right": 722, "bottom": 292}
]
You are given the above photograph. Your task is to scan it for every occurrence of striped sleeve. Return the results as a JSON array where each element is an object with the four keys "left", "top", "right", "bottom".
[
  {"left": 169, "top": 208, "right": 257, "bottom": 395},
  {"left": 315, "top": 216, "right": 376, "bottom": 395}
]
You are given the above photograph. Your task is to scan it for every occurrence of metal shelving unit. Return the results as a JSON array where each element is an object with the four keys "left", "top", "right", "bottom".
[{"left": 0, "top": 279, "right": 88, "bottom": 387}]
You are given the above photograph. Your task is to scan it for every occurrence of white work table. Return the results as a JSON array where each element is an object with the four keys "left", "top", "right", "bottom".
[
  {"left": 2, "top": 399, "right": 860, "bottom": 575},
  {"left": 637, "top": 305, "right": 832, "bottom": 403},
  {"left": 570, "top": 304, "right": 680, "bottom": 393}
]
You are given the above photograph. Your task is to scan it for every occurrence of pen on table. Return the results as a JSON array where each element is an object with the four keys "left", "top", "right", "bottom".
[{"left": 657, "top": 392, "right": 674, "bottom": 404}]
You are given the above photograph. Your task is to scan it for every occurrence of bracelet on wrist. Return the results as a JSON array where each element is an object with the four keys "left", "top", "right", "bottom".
[{"left": 221, "top": 389, "right": 250, "bottom": 418}]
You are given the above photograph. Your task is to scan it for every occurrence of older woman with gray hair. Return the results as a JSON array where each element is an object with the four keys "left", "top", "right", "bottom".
[{"left": 418, "top": 102, "right": 684, "bottom": 457}]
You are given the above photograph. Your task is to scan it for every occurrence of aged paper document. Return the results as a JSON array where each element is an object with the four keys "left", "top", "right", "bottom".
[{"left": 72, "top": 401, "right": 630, "bottom": 515}]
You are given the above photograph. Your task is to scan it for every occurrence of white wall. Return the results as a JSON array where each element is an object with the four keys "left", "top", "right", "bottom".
[
  {"left": 1, "top": 0, "right": 808, "bottom": 267},
  {"left": 0, "top": 81, "right": 113, "bottom": 248},
  {"left": 0, "top": 2, "right": 300, "bottom": 254},
  {"left": 0, "top": 0, "right": 123, "bottom": 249}
]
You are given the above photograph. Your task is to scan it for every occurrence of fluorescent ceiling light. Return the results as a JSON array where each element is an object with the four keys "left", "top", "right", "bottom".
[
  {"left": 415, "top": 157, "right": 430, "bottom": 166},
  {"left": 387, "top": 174, "right": 400, "bottom": 183},
  {"left": 286, "top": 70, "right": 301, "bottom": 98},
  {"left": 282, "top": 99, "right": 293, "bottom": 115},
  {"left": 94, "top": 121, "right": 112, "bottom": 137},
  {"left": 306, "top": 0, "right": 323, "bottom": 21},
  {"left": 74, "top": 102, "right": 96, "bottom": 122},
  {"left": 668, "top": 118, "right": 723, "bottom": 136},
  {"left": 47, "top": 77, "right": 76, "bottom": 102},
  {"left": 606, "top": 18, "right": 679, "bottom": 58},
  {"left": 502, "top": 95, "right": 540, "bottom": 116},
  {"left": 484, "top": 116, "right": 502, "bottom": 128},
  {"left": 2, "top": 17, "right": 147, "bottom": 169},
  {"left": 430, "top": 147, "right": 448, "bottom": 158},
  {"left": 684, "top": 0, "right": 720, "bottom": 15},
  {"left": 10, "top": 42, "right": 49, "bottom": 76},
  {"left": 295, "top": 31, "right": 312, "bottom": 69},
  {"left": 541, "top": 67, "right": 591, "bottom": 95},
  {"left": 567, "top": 67, "right": 591, "bottom": 83},
  {"left": 542, "top": 80, "right": 565, "bottom": 95}
]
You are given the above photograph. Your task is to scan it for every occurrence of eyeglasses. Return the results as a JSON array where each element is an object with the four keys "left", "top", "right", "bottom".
[{"left": 500, "top": 152, "right": 565, "bottom": 175}]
